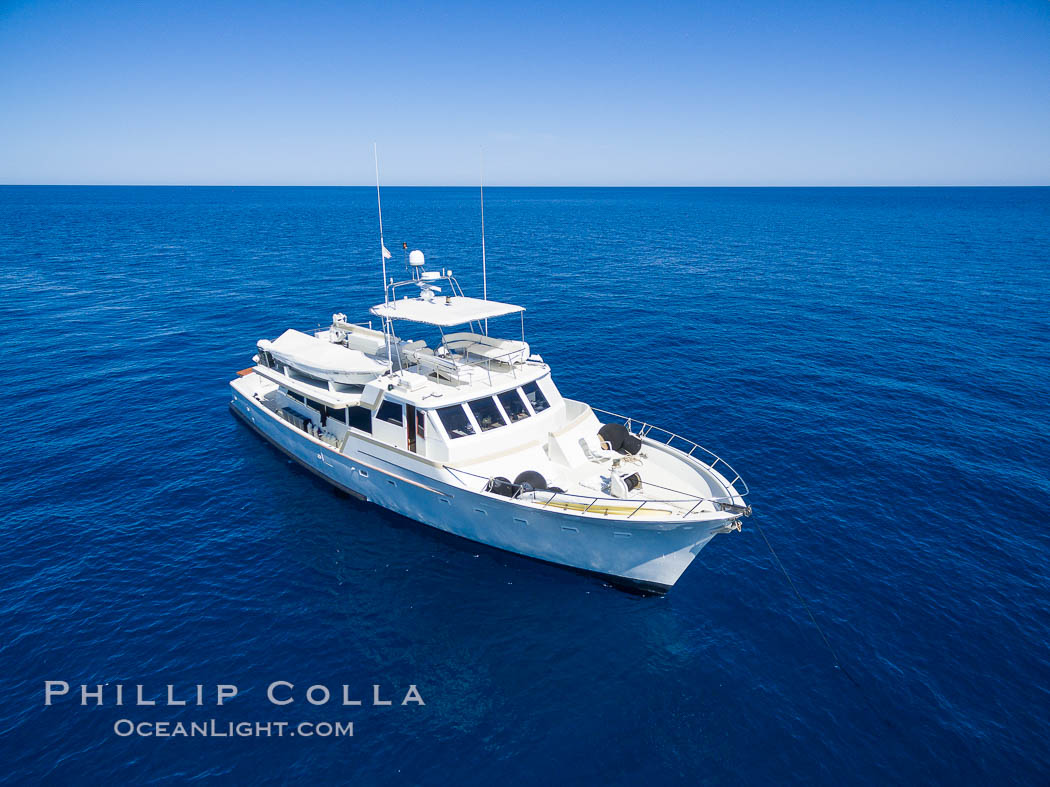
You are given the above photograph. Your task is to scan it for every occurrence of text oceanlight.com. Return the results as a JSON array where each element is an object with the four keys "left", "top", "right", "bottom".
[{"left": 113, "top": 720, "right": 355, "bottom": 738}]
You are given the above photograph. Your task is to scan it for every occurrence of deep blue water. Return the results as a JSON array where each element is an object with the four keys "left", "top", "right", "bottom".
[{"left": 1, "top": 186, "right": 1048, "bottom": 784}]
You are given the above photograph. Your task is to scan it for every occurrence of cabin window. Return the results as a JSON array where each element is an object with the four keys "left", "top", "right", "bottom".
[
  {"left": 469, "top": 397, "right": 507, "bottom": 431},
  {"left": 498, "top": 389, "right": 530, "bottom": 422},
  {"left": 286, "top": 391, "right": 305, "bottom": 404},
  {"left": 347, "top": 405, "right": 372, "bottom": 433},
  {"left": 438, "top": 404, "right": 475, "bottom": 439},
  {"left": 324, "top": 405, "right": 345, "bottom": 425},
  {"left": 416, "top": 409, "right": 426, "bottom": 438},
  {"left": 521, "top": 381, "right": 550, "bottom": 413},
  {"left": 376, "top": 400, "right": 403, "bottom": 426},
  {"left": 304, "top": 398, "right": 326, "bottom": 425}
]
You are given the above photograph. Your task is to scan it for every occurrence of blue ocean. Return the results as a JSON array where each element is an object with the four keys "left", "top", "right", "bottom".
[{"left": 1, "top": 186, "right": 1048, "bottom": 784}]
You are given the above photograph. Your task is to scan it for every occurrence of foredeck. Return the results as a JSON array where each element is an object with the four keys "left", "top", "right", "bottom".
[
  {"left": 441, "top": 401, "right": 751, "bottom": 522},
  {"left": 445, "top": 463, "right": 746, "bottom": 522}
]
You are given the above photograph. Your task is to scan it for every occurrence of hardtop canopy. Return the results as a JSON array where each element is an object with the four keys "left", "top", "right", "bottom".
[{"left": 370, "top": 295, "right": 524, "bottom": 328}]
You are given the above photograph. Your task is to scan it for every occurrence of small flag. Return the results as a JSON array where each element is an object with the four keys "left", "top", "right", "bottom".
[{"left": 382, "top": 245, "right": 392, "bottom": 260}]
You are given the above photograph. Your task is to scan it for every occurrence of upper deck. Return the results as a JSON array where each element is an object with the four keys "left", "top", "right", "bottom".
[{"left": 357, "top": 354, "right": 551, "bottom": 412}]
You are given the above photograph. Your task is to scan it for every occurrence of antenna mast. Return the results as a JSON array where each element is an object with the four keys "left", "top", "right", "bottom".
[
  {"left": 374, "top": 142, "right": 391, "bottom": 305},
  {"left": 480, "top": 150, "right": 489, "bottom": 335},
  {"left": 480, "top": 150, "right": 487, "bottom": 304},
  {"left": 373, "top": 143, "right": 394, "bottom": 373}
]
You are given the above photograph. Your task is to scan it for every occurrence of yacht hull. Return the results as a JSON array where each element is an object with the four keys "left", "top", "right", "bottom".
[{"left": 230, "top": 386, "right": 730, "bottom": 590}]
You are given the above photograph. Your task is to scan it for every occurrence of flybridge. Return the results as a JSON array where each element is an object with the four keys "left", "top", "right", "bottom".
[
  {"left": 370, "top": 246, "right": 523, "bottom": 328},
  {"left": 369, "top": 247, "right": 529, "bottom": 370}
]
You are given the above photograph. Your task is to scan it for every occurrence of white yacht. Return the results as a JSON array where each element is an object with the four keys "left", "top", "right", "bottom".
[{"left": 229, "top": 251, "right": 751, "bottom": 592}]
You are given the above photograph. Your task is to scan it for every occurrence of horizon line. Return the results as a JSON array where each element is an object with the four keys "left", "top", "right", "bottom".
[{"left": 2, "top": 183, "right": 1049, "bottom": 189}]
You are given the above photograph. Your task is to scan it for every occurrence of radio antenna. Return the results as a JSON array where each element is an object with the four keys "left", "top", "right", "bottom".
[
  {"left": 480, "top": 149, "right": 488, "bottom": 334},
  {"left": 374, "top": 142, "right": 391, "bottom": 305},
  {"left": 480, "top": 150, "right": 487, "bottom": 303},
  {"left": 373, "top": 143, "right": 394, "bottom": 373}
]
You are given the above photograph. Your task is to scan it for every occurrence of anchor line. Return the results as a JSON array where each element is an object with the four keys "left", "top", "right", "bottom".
[
  {"left": 752, "top": 515, "right": 856, "bottom": 684},
  {"left": 752, "top": 514, "right": 914, "bottom": 740}
]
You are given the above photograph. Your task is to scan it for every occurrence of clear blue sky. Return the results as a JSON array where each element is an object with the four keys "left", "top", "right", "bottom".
[{"left": 1, "top": 0, "right": 1048, "bottom": 185}]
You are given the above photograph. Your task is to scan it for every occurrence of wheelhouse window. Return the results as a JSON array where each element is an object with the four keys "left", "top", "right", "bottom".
[
  {"left": 521, "top": 381, "right": 550, "bottom": 413},
  {"left": 469, "top": 397, "right": 507, "bottom": 431},
  {"left": 376, "top": 400, "right": 403, "bottom": 426},
  {"left": 498, "top": 389, "right": 530, "bottom": 422},
  {"left": 286, "top": 390, "right": 305, "bottom": 404},
  {"left": 437, "top": 404, "right": 475, "bottom": 439},
  {"left": 347, "top": 405, "right": 372, "bottom": 433}
]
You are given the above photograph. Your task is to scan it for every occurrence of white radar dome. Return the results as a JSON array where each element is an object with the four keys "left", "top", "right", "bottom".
[{"left": 409, "top": 249, "right": 425, "bottom": 267}]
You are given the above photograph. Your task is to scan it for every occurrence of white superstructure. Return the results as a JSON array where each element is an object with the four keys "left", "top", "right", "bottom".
[{"left": 229, "top": 255, "right": 750, "bottom": 592}]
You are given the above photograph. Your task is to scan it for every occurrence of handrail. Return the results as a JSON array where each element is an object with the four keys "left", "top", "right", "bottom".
[
  {"left": 443, "top": 466, "right": 739, "bottom": 521},
  {"left": 591, "top": 407, "right": 750, "bottom": 497}
]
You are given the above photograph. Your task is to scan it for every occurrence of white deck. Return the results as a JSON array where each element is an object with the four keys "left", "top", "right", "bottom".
[{"left": 443, "top": 400, "right": 747, "bottom": 520}]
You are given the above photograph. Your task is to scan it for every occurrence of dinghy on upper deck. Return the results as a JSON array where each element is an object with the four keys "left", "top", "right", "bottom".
[{"left": 258, "top": 328, "right": 389, "bottom": 385}]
